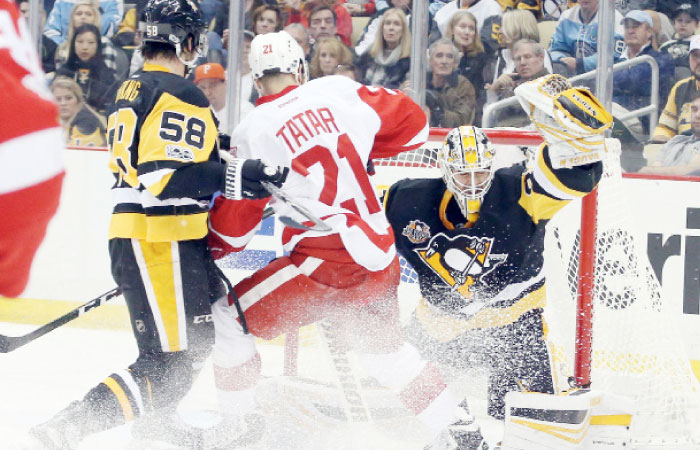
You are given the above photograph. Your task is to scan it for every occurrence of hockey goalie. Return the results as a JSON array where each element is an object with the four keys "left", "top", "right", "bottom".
[{"left": 385, "top": 73, "right": 627, "bottom": 450}]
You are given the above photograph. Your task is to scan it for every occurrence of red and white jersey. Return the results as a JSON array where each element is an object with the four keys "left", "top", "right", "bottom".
[
  {"left": 211, "top": 75, "right": 428, "bottom": 271},
  {"left": 0, "top": 0, "right": 64, "bottom": 296}
]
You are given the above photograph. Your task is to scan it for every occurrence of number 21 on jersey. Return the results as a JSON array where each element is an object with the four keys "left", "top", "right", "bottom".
[{"left": 293, "top": 133, "right": 381, "bottom": 216}]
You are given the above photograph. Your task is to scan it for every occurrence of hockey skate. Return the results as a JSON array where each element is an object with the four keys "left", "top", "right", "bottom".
[
  {"left": 424, "top": 400, "right": 489, "bottom": 450},
  {"left": 27, "top": 401, "right": 90, "bottom": 450}
]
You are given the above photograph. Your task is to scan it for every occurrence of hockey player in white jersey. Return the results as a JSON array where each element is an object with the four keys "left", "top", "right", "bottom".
[{"left": 207, "top": 30, "right": 485, "bottom": 448}]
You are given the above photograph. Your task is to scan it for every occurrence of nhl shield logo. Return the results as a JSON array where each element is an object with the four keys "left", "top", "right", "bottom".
[{"left": 402, "top": 220, "right": 431, "bottom": 244}]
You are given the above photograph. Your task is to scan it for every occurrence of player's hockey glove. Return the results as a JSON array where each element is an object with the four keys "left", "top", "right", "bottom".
[
  {"left": 218, "top": 133, "right": 231, "bottom": 152},
  {"left": 223, "top": 158, "right": 288, "bottom": 200}
]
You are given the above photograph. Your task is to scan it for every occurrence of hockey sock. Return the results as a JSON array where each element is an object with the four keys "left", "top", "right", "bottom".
[
  {"left": 357, "top": 342, "right": 458, "bottom": 435},
  {"left": 213, "top": 352, "right": 262, "bottom": 416}
]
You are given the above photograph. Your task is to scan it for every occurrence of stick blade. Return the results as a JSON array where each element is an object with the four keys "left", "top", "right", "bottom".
[{"left": 279, "top": 215, "right": 332, "bottom": 232}]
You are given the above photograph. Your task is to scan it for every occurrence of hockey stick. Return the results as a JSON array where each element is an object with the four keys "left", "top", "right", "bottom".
[
  {"left": 316, "top": 320, "right": 371, "bottom": 423},
  {"left": 0, "top": 287, "right": 121, "bottom": 353},
  {"left": 261, "top": 181, "right": 332, "bottom": 232}
]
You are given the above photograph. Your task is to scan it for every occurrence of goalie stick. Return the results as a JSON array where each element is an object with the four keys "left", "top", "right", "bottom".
[{"left": 0, "top": 287, "right": 121, "bottom": 353}]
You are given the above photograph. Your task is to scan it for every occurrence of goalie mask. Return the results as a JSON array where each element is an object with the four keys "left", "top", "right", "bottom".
[
  {"left": 141, "top": 0, "right": 208, "bottom": 67},
  {"left": 515, "top": 74, "right": 613, "bottom": 155},
  {"left": 249, "top": 31, "right": 308, "bottom": 87},
  {"left": 438, "top": 126, "right": 496, "bottom": 218}
]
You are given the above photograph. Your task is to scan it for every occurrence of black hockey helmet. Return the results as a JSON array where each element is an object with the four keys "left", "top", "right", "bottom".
[{"left": 141, "top": 0, "right": 207, "bottom": 65}]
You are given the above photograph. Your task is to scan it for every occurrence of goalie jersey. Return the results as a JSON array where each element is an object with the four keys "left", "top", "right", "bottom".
[
  {"left": 107, "top": 63, "right": 218, "bottom": 242},
  {"left": 384, "top": 144, "right": 602, "bottom": 329}
]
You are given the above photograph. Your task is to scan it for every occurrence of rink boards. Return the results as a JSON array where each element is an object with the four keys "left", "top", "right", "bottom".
[{"left": 2, "top": 145, "right": 700, "bottom": 381}]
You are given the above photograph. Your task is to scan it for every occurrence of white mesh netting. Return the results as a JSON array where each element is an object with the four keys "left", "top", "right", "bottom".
[{"left": 544, "top": 140, "right": 700, "bottom": 449}]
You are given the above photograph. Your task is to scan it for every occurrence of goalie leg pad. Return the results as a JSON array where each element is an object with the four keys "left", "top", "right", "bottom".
[{"left": 501, "top": 390, "right": 632, "bottom": 450}]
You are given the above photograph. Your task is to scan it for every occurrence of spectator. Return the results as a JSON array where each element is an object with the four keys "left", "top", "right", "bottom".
[
  {"left": 431, "top": 0, "right": 503, "bottom": 55},
  {"left": 111, "top": 3, "right": 138, "bottom": 48},
  {"left": 285, "top": 1, "right": 353, "bottom": 46},
  {"left": 241, "top": 29, "right": 258, "bottom": 106},
  {"left": 645, "top": 9, "right": 675, "bottom": 48},
  {"left": 199, "top": 0, "right": 221, "bottom": 25},
  {"left": 250, "top": 3, "right": 283, "bottom": 35},
  {"left": 284, "top": 23, "right": 312, "bottom": 60},
  {"left": 487, "top": 39, "right": 549, "bottom": 126},
  {"left": 55, "top": 23, "right": 121, "bottom": 113},
  {"left": 16, "top": 0, "right": 58, "bottom": 73},
  {"left": 309, "top": 37, "right": 354, "bottom": 78},
  {"left": 194, "top": 63, "right": 227, "bottom": 131},
  {"left": 354, "top": 0, "right": 410, "bottom": 56},
  {"left": 333, "top": 62, "right": 361, "bottom": 79},
  {"left": 491, "top": 10, "right": 552, "bottom": 83},
  {"left": 194, "top": 63, "right": 241, "bottom": 135},
  {"left": 425, "top": 38, "right": 476, "bottom": 127},
  {"left": 659, "top": 2, "right": 699, "bottom": 79},
  {"left": 306, "top": 3, "right": 344, "bottom": 46},
  {"left": 653, "top": 35, "right": 700, "bottom": 142},
  {"left": 341, "top": 0, "right": 376, "bottom": 16},
  {"left": 444, "top": 10, "right": 493, "bottom": 124},
  {"left": 495, "top": 0, "right": 541, "bottom": 19},
  {"left": 489, "top": 39, "right": 548, "bottom": 101},
  {"left": 613, "top": 10, "right": 674, "bottom": 132},
  {"left": 44, "top": 0, "right": 123, "bottom": 44},
  {"left": 357, "top": 7, "right": 411, "bottom": 88},
  {"left": 540, "top": 0, "right": 576, "bottom": 20},
  {"left": 51, "top": 76, "right": 107, "bottom": 146},
  {"left": 549, "top": 0, "right": 624, "bottom": 76},
  {"left": 655, "top": 0, "right": 691, "bottom": 19},
  {"left": 210, "top": 0, "right": 276, "bottom": 37},
  {"left": 641, "top": 94, "right": 700, "bottom": 175},
  {"left": 129, "top": 25, "right": 144, "bottom": 74},
  {"left": 210, "top": 29, "right": 257, "bottom": 104},
  {"left": 52, "top": 0, "right": 124, "bottom": 73}
]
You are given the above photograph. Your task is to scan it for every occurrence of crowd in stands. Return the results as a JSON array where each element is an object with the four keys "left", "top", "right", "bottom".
[{"left": 21, "top": 0, "right": 700, "bottom": 175}]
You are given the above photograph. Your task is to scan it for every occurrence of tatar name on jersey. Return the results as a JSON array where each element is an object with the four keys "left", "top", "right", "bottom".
[{"left": 231, "top": 76, "right": 426, "bottom": 271}]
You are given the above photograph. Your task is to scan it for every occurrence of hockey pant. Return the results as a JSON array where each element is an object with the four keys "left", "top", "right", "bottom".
[
  {"left": 405, "top": 303, "right": 555, "bottom": 420},
  {"left": 67, "top": 238, "right": 224, "bottom": 433},
  {"left": 211, "top": 251, "right": 460, "bottom": 434}
]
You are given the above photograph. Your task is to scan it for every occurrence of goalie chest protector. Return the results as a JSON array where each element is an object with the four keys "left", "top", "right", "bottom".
[{"left": 385, "top": 165, "right": 550, "bottom": 325}]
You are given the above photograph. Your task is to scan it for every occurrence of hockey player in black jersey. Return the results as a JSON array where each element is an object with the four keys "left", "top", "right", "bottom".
[
  {"left": 385, "top": 74, "right": 613, "bottom": 450},
  {"left": 24, "top": 0, "right": 285, "bottom": 449}
]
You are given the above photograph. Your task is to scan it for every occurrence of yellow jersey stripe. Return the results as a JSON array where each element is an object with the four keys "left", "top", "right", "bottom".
[
  {"left": 103, "top": 376, "right": 135, "bottom": 421},
  {"left": 519, "top": 177, "right": 569, "bottom": 224},
  {"left": 137, "top": 240, "right": 182, "bottom": 352},
  {"left": 535, "top": 145, "right": 588, "bottom": 199},
  {"left": 415, "top": 285, "right": 546, "bottom": 342}
]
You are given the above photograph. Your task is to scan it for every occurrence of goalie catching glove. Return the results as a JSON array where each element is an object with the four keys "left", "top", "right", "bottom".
[
  {"left": 515, "top": 74, "right": 614, "bottom": 169},
  {"left": 223, "top": 158, "right": 288, "bottom": 200}
]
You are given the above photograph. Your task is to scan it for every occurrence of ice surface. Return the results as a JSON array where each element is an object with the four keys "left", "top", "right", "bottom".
[{"left": 0, "top": 320, "right": 503, "bottom": 449}]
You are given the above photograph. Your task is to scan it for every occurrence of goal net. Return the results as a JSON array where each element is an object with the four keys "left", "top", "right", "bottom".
[{"left": 373, "top": 127, "right": 700, "bottom": 448}]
